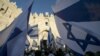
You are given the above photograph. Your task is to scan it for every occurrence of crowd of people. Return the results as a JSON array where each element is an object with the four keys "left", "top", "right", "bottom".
[
  {"left": 24, "top": 46, "right": 100, "bottom": 56},
  {"left": 85, "top": 51, "right": 100, "bottom": 56},
  {"left": 24, "top": 38, "right": 100, "bottom": 56},
  {"left": 24, "top": 48, "right": 73, "bottom": 56}
]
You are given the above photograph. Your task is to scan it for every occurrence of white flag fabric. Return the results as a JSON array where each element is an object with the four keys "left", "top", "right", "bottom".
[
  {"left": 52, "top": 0, "right": 100, "bottom": 56},
  {"left": 53, "top": 0, "right": 100, "bottom": 22},
  {"left": 0, "top": 0, "right": 33, "bottom": 56}
]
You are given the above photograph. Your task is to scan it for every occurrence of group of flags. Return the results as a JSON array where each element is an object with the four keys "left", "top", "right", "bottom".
[
  {"left": 0, "top": 0, "right": 34, "bottom": 56},
  {"left": 0, "top": 0, "right": 100, "bottom": 56}
]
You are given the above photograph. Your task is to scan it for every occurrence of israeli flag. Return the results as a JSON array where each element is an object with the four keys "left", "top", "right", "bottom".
[
  {"left": 53, "top": 0, "right": 100, "bottom": 22},
  {"left": 47, "top": 29, "right": 54, "bottom": 48},
  {"left": 52, "top": 0, "right": 100, "bottom": 56},
  {"left": 28, "top": 25, "right": 38, "bottom": 37},
  {"left": 0, "top": 0, "right": 33, "bottom": 56}
]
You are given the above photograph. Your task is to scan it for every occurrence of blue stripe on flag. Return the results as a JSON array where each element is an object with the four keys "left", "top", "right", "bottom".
[
  {"left": 27, "top": 1, "right": 34, "bottom": 30},
  {"left": 55, "top": 0, "right": 90, "bottom": 22},
  {"left": 0, "top": 0, "right": 34, "bottom": 56},
  {"left": 8, "top": 28, "right": 22, "bottom": 41},
  {"left": 54, "top": 0, "right": 100, "bottom": 22},
  {"left": 0, "top": 28, "right": 22, "bottom": 56}
]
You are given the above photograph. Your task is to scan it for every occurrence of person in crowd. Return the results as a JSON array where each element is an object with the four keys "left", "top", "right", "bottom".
[
  {"left": 35, "top": 50, "right": 41, "bottom": 56},
  {"left": 30, "top": 50, "right": 35, "bottom": 56},
  {"left": 64, "top": 50, "right": 70, "bottom": 56},
  {"left": 44, "top": 49, "right": 49, "bottom": 56},
  {"left": 85, "top": 51, "right": 95, "bottom": 56},
  {"left": 48, "top": 51, "right": 55, "bottom": 56},
  {"left": 56, "top": 48, "right": 64, "bottom": 56},
  {"left": 95, "top": 51, "right": 100, "bottom": 56}
]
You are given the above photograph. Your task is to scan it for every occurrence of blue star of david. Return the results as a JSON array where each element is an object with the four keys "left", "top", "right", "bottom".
[{"left": 63, "top": 23, "right": 100, "bottom": 51}]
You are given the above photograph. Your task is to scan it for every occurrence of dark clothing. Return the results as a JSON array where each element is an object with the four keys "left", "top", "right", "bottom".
[
  {"left": 56, "top": 49, "right": 64, "bottom": 56},
  {"left": 35, "top": 50, "right": 41, "bottom": 56}
]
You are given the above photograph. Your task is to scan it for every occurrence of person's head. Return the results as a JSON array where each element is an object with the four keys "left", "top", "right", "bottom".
[
  {"left": 95, "top": 51, "right": 100, "bottom": 56},
  {"left": 85, "top": 51, "right": 95, "bottom": 56},
  {"left": 49, "top": 50, "right": 52, "bottom": 53},
  {"left": 58, "top": 48, "right": 62, "bottom": 51}
]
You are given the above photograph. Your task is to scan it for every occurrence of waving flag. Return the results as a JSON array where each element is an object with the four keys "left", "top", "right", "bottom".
[
  {"left": 53, "top": 0, "right": 100, "bottom": 22},
  {"left": 47, "top": 29, "right": 54, "bottom": 48},
  {"left": 0, "top": 0, "right": 33, "bottom": 56},
  {"left": 52, "top": 0, "right": 100, "bottom": 56}
]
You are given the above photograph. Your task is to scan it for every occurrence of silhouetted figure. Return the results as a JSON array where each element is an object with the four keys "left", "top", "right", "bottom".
[
  {"left": 48, "top": 51, "right": 55, "bottom": 56},
  {"left": 56, "top": 48, "right": 64, "bottom": 56},
  {"left": 45, "top": 49, "right": 49, "bottom": 56},
  {"left": 35, "top": 50, "right": 41, "bottom": 56},
  {"left": 85, "top": 51, "right": 95, "bottom": 56},
  {"left": 95, "top": 51, "right": 100, "bottom": 56}
]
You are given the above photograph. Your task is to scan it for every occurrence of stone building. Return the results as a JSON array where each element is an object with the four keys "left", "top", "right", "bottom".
[
  {"left": 0, "top": 0, "right": 22, "bottom": 31},
  {"left": 28, "top": 12, "right": 61, "bottom": 50},
  {"left": 0, "top": 0, "right": 22, "bottom": 46}
]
